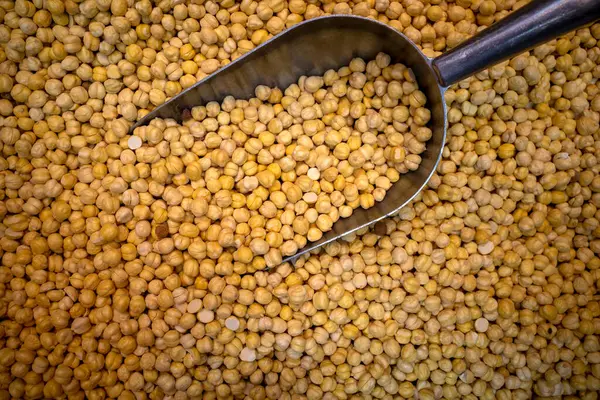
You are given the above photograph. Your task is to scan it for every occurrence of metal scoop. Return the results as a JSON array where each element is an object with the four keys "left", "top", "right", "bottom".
[{"left": 132, "top": 0, "right": 600, "bottom": 264}]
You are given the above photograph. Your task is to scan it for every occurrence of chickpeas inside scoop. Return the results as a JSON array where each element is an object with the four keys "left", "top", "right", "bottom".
[{"left": 131, "top": 53, "right": 431, "bottom": 267}]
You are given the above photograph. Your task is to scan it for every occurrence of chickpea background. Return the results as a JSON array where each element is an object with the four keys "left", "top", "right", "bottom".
[{"left": 0, "top": 0, "right": 599, "bottom": 399}]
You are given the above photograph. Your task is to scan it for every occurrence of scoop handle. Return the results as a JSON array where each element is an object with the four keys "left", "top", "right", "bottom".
[{"left": 432, "top": 0, "right": 600, "bottom": 87}]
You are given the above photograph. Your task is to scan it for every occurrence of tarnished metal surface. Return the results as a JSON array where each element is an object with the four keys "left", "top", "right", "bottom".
[{"left": 131, "top": 2, "right": 600, "bottom": 265}]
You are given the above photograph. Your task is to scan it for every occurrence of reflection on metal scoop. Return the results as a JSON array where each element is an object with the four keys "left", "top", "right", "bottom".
[{"left": 131, "top": 0, "right": 600, "bottom": 265}]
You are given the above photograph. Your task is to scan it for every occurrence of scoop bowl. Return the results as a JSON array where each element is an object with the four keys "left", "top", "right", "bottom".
[{"left": 133, "top": 16, "right": 447, "bottom": 263}]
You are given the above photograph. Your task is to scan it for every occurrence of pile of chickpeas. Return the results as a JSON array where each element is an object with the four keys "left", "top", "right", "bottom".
[
  {"left": 132, "top": 54, "right": 430, "bottom": 268},
  {"left": 0, "top": 0, "right": 599, "bottom": 399}
]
